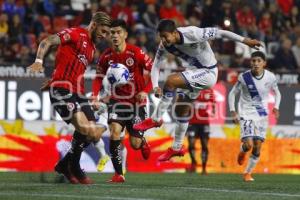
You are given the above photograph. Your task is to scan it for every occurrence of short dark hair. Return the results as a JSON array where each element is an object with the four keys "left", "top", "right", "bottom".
[
  {"left": 157, "top": 19, "right": 177, "bottom": 33},
  {"left": 111, "top": 19, "right": 128, "bottom": 31},
  {"left": 251, "top": 51, "right": 266, "bottom": 60}
]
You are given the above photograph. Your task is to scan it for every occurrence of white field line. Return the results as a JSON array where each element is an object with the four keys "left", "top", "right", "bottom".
[{"left": 1, "top": 183, "right": 300, "bottom": 198}]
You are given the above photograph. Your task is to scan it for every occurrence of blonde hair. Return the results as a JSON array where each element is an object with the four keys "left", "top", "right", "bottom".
[{"left": 92, "top": 11, "right": 111, "bottom": 27}]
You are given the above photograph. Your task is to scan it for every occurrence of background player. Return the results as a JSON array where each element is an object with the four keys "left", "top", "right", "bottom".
[
  {"left": 228, "top": 51, "right": 281, "bottom": 181},
  {"left": 134, "top": 19, "right": 262, "bottom": 162},
  {"left": 94, "top": 102, "right": 128, "bottom": 173},
  {"left": 186, "top": 88, "right": 215, "bottom": 175},
  {"left": 28, "top": 12, "right": 111, "bottom": 184},
  {"left": 91, "top": 19, "right": 153, "bottom": 182}
]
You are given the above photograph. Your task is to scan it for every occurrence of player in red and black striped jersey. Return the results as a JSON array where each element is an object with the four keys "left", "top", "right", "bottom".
[
  {"left": 28, "top": 12, "right": 111, "bottom": 184},
  {"left": 91, "top": 19, "right": 152, "bottom": 183},
  {"left": 186, "top": 88, "right": 215, "bottom": 175}
]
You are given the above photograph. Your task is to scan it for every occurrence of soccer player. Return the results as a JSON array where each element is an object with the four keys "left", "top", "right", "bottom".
[
  {"left": 133, "top": 19, "right": 262, "bottom": 161},
  {"left": 91, "top": 19, "right": 153, "bottom": 182},
  {"left": 27, "top": 12, "right": 111, "bottom": 184},
  {"left": 186, "top": 88, "right": 215, "bottom": 175},
  {"left": 228, "top": 51, "right": 281, "bottom": 182},
  {"left": 94, "top": 105, "right": 128, "bottom": 173}
]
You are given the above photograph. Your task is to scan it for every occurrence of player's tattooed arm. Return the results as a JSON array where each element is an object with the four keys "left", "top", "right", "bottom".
[
  {"left": 36, "top": 34, "right": 61, "bottom": 60},
  {"left": 28, "top": 34, "right": 61, "bottom": 73}
]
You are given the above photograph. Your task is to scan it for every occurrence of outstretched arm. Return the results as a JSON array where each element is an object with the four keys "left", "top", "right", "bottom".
[
  {"left": 27, "top": 34, "right": 61, "bottom": 73},
  {"left": 217, "top": 30, "right": 262, "bottom": 50}
]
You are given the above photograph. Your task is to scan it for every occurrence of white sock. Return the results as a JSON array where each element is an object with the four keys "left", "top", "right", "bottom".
[
  {"left": 152, "top": 90, "right": 175, "bottom": 121},
  {"left": 172, "top": 121, "right": 189, "bottom": 150},
  {"left": 121, "top": 145, "right": 127, "bottom": 170},
  {"left": 245, "top": 155, "right": 259, "bottom": 174},
  {"left": 94, "top": 138, "right": 107, "bottom": 157}
]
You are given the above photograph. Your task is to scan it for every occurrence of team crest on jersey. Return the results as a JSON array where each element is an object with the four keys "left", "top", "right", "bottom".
[
  {"left": 66, "top": 102, "right": 75, "bottom": 111},
  {"left": 126, "top": 57, "right": 134, "bottom": 66},
  {"left": 63, "top": 33, "right": 71, "bottom": 41}
]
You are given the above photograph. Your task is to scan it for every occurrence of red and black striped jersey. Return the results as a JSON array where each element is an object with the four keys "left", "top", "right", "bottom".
[
  {"left": 92, "top": 44, "right": 153, "bottom": 104},
  {"left": 50, "top": 27, "right": 95, "bottom": 94}
]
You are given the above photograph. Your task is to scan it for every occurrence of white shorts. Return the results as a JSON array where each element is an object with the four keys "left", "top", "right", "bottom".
[
  {"left": 95, "top": 111, "right": 125, "bottom": 138},
  {"left": 180, "top": 67, "right": 218, "bottom": 99},
  {"left": 239, "top": 117, "right": 268, "bottom": 141}
]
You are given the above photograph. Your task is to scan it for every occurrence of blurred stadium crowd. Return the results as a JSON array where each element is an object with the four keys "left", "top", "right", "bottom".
[{"left": 0, "top": 0, "right": 299, "bottom": 73}]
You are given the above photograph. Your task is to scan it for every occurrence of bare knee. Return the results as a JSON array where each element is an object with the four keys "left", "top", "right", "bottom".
[
  {"left": 110, "top": 130, "right": 120, "bottom": 140},
  {"left": 164, "top": 75, "right": 177, "bottom": 91},
  {"left": 92, "top": 126, "right": 107, "bottom": 142},
  {"left": 252, "top": 145, "right": 261, "bottom": 157},
  {"left": 243, "top": 142, "right": 253, "bottom": 151}
]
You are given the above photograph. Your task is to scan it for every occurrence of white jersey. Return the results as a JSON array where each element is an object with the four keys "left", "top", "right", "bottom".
[
  {"left": 151, "top": 26, "right": 245, "bottom": 88},
  {"left": 229, "top": 69, "right": 281, "bottom": 119},
  {"left": 155, "top": 26, "right": 218, "bottom": 70}
]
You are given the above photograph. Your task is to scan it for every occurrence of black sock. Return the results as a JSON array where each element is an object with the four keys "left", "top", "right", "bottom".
[
  {"left": 69, "top": 131, "right": 90, "bottom": 165},
  {"left": 110, "top": 140, "right": 123, "bottom": 175}
]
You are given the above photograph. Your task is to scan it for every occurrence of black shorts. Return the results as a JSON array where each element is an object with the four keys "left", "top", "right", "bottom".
[
  {"left": 49, "top": 87, "right": 96, "bottom": 124},
  {"left": 187, "top": 124, "right": 210, "bottom": 139},
  {"left": 107, "top": 99, "right": 147, "bottom": 138}
]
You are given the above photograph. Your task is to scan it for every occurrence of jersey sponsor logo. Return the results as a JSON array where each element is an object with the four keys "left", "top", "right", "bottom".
[
  {"left": 191, "top": 71, "right": 207, "bottom": 79},
  {"left": 78, "top": 54, "right": 88, "bottom": 66},
  {"left": 126, "top": 57, "right": 134, "bottom": 66}
]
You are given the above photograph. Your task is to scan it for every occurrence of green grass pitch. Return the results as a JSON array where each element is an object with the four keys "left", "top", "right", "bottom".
[{"left": 0, "top": 172, "right": 299, "bottom": 200}]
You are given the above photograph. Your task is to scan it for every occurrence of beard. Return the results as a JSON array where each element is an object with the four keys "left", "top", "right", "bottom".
[{"left": 91, "top": 30, "right": 98, "bottom": 43}]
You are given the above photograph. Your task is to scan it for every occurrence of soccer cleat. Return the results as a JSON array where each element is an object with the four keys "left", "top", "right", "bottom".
[
  {"left": 243, "top": 173, "right": 254, "bottom": 182},
  {"left": 141, "top": 139, "right": 151, "bottom": 160},
  {"left": 186, "top": 164, "right": 196, "bottom": 173},
  {"left": 133, "top": 118, "right": 163, "bottom": 132},
  {"left": 237, "top": 152, "right": 246, "bottom": 165},
  {"left": 97, "top": 155, "right": 110, "bottom": 172},
  {"left": 158, "top": 147, "right": 185, "bottom": 162},
  {"left": 54, "top": 161, "right": 79, "bottom": 184},
  {"left": 107, "top": 173, "right": 125, "bottom": 183},
  {"left": 201, "top": 170, "right": 208, "bottom": 176},
  {"left": 70, "top": 164, "right": 93, "bottom": 184}
]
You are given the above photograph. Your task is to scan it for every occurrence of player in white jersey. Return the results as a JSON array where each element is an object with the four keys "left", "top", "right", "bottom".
[
  {"left": 133, "top": 19, "right": 262, "bottom": 161},
  {"left": 228, "top": 51, "right": 281, "bottom": 182}
]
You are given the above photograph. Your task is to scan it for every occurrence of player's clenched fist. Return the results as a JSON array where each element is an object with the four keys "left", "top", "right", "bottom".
[
  {"left": 27, "top": 62, "right": 44, "bottom": 73},
  {"left": 230, "top": 111, "right": 239, "bottom": 124},
  {"left": 154, "top": 87, "right": 162, "bottom": 98}
]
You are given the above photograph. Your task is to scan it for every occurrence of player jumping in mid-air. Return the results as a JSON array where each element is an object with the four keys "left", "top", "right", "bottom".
[
  {"left": 91, "top": 19, "right": 153, "bottom": 182},
  {"left": 28, "top": 12, "right": 111, "bottom": 184},
  {"left": 228, "top": 51, "right": 281, "bottom": 182},
  {"left": 133, "top": 19, "right": 262, "bottom": 161}
]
